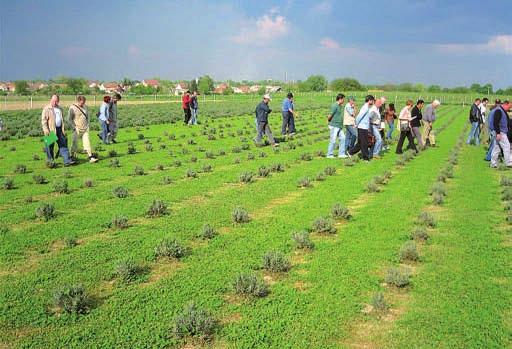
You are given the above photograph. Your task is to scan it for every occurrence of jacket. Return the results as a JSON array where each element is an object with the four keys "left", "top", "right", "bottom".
[
  {"left": 98, "top": 102, "right": 109, "bottom": 122},
  {"left": 492, "top": 106, "right": 508, "bottom": 135},
  {"left": 469, "top": 104, "right": 482, "bottom": 123},
  {"left": 343, "top": 104, "right": 356, "bottom": 126},
  {"left": 410, "top": 106, "right": 422, "bottom": 127},
  {"left": 255, "top": 101, "right": 271, "bottom": 123},
  {"left": 41, "top": 104, "right": 65, "bottom": 135},
  {"left": 68, "top": 104, "right": 89, "bottom": 132},
  {"left": 355, "top": 103, "right": 371, "bottom": 130}
]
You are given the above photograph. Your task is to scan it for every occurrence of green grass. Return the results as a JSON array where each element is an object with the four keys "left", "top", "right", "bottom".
[{"left": 0, "top": 103, "right": 508, "bottom": 348}]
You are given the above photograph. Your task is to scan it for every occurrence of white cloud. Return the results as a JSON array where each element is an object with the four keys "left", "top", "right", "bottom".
[
  {"left": 435, "top": 35, "right": 512, "bottom": 55},
  {"left": 232, "top": 12, "right": 290, "bottom": 45},
  {"left": 313, "top": 1, "right": 332, "bottom": 14},
  {"left": 319, "top": 37, "right": 341, "bottom": 50}
]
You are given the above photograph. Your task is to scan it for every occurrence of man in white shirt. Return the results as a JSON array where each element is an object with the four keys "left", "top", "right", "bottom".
[
  {"left": 479, "top": 97, "right": 489, "bottom": 141},
  {"left": 370, "top": 97, "right": 386, "bottom": 158},
  {"left": 41, "top": 95, "right": 74, "bottom": 166}
]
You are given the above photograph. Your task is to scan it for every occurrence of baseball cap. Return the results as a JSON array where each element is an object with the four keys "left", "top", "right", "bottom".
[{"left": 263, "top": 94, "right": 272, "bottom": 101}]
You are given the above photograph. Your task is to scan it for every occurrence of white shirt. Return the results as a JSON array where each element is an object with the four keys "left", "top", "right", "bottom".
[
  {"left": 479, "top": 104, "right": 487, "bottom": 123},
  {"left": 370, "top": 105, "right": 381, "bottom": 125},
  {"left": 54, "top": 107, "right": 63, "bottom": 127}
]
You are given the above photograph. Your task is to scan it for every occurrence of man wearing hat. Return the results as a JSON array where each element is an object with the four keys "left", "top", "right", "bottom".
[
  {"left": 281, "top": 92, "right": 296, "bottom": 136},
  {"left": 255, "top": 94, "right": 278, "bottom": 147}
]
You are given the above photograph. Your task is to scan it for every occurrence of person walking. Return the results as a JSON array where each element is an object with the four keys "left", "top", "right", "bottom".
[
  {"left": 326, "top": 94, "right": 347, "bottom": 158},
  {"left": 370, "top": 97, "right": 385, "bottom": 158},
  {"left": 466, "top": 98, "right": 482, "bottom": 145},
  {"left": 348, "top": 95, "right": 376, "bottom": 161},
  {"left": 490, "top": 100, "right": 512, "bottom": 168},
  {"left": 255, "top": 94, "right": 278, "bottom": 147},
  {"left": 281, "top": 92, "right": 296, "bottom": 136},
  {"left": 182, "top": 90, "right": 192, "bottom": 124},
  {"left": 343, "top": 96, "right": 357, "bottom": 153},
  {"left": 41, "top": 95, "right": 74, "bottom": 166},
  {"left": 395, "top": 100, "right": 418, "bottom": 154},
  {"left": 68, "top": 95, "right": 98, "bottom": 163},
  {"left": 422, "top": 99, "right": 441, "bottom": 147},
  {"left": 479, "top": 97, "right": 489, "bottom": 141},
  {"left": 485, "top": 99, "right": 502, "bottom": 161},
  {"left": 410, "top": 100, "right": 425, "bottom": 150},
  {"left": 385, "top": 103, "right": 397, "bottom": 141},
  {"left": 108, "top": 93, "right": 121, "bottom": 143},
  {"left": 98, "top": 95, "right": 111, "bottom": 144},
  {"left": 189, "top": 91, "right": 199, "bottom": 125}
]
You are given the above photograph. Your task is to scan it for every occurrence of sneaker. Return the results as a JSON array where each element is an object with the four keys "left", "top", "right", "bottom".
[
  {"left": 326, "top": 155, "right": 335, "bottom": 159},
  {"left": 338, "top": 155, "right": 348, "bottom": 159},
  {"left": 272, "top": 143, "right": 279, "bottom": 147},
  {"left": 64, "top": 160, "right": 76, "bottom": 167},
  {"left": 111, "top": 140, "right": 117, "bottom": 144},
  {"left": 89, "top": 157, "right": 98, "bottom": 163},
  {"left": 373, "top": 155, "right": 382, "bottom": 159},
  {"left": 289, "top": 132, "right": 296, "bottom": 136}
]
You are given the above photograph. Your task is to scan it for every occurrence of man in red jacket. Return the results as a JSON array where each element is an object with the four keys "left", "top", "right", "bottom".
[{"left": 182, "top": 90, "right": 191, "bottom": 124}]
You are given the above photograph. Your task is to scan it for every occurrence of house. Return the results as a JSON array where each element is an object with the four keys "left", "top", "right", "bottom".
[
  {"left": 142, "top": 79, "right": 160, "bottom": 88},
  {"left": 0, "top": 82, "right": 7, "bottom": 91},
  {"left": 88, "top": 80, "right": 100, "bottom": 89},
  {"left": 29, "top": 82, "right": 48, "bottom": 91},
  {"left": 174, "top": 82, "right": 189, "bottom": 96},
  {"left": 6, "top": 82, "right": 16, "bottom": 92},
  {"left": 100, "top": 82, "right": 124, "bottom": 94},
  {"left": 266, "top": 86, "right": 282, "bottom": 93},
  {"left": 213, "top": 83, "right": 229, "bottom": 94},
  {"left": 249, "top": 85, "right": 260, "bottom": 93}
]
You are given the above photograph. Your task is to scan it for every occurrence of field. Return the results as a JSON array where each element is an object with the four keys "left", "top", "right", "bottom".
[{"left": 0, "top": 101, "right": 510, "bottom": 348}]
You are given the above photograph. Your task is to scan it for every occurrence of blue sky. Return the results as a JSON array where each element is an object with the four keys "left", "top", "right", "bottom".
[{"left": 1, "top": 0, "right": 511, "bottom": 88}]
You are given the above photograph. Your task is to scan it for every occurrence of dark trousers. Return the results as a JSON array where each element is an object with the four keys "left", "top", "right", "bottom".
[
  {"left": 281, "top": 111, "right": 295, "bottom": 135},
  {"left": 255, "top": 121, "right": 276, "bottom": 145},
  {"left": 396, "top": 130, "right": 417, "bottom": 153},
  {"left": 183, "top": 108, "right": 191, "bottom": 124},
  {"left": 45, "top": 126, "right": 71, "bottom": 164},
  {"left": 349, "top": 128, "right": 369, "bottom": 160}
]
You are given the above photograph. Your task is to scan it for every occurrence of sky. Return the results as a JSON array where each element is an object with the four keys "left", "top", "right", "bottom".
[{"left": 1, "top": 0, "right": 511, "bottom": 88}]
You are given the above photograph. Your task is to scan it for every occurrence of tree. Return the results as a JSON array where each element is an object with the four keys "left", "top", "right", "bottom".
[
  {"left": 258, "top": 86, "right": 266, "bottom": 95},
  {"left": 198, "top": 75, "right": 214, "bottom": 95},
  {"left": 64, "top": 77, "right": 87, "bottom": 94},
  {"left": 330, "top": 78, "right": 363, "bottom": 91},
  {"left": 122, "top": 77, "right": 133, "bottom": 87},
  {"left": 427, "top": 85, "right": 442, "bottom": 93},
  {"left": 15, "top": 80, "right": 29, "bottom": 95},
  {"left": 189, "top": 79, "right": 198, "bottom": 93},
  {"left": 299, "top": 75, "right": 328, "bottom": 92},
  {"left": 223, "top": 86, "right": 234, "bottom": 95}
]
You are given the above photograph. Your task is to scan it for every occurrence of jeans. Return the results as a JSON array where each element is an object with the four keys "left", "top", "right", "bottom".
[
  {"left": 281, "top": 111, "right": 296, "bottom": 135},
  {"left": 45, "top": 126, "right": 72, "bottom": 165},
  {"left": 371, "top": 125, "right": 382, "bottom": 156},
  {"left": 491, "top": 135, "right": 512, "bottom": 167},
  {"left": 467, "top": 121, "right": 480, "bottom": 145},
  {"left": 485, "top": 131, "right": 496, "bottom": 161},
  {"left": 344, "top": 125, "right": 357, "bottom": 153},
  {"left": 327, "top": 125, "right": 346, "bottom": 157},
  {"left": 183, "top": 108, "right": 191, "bottom": 124},
  {"left": 386, "top": 122, "right": 395, "bottom": 140},
  {"left": 100, "top": 121, "right": 109, "bottom": 144},
  {"left": 71, "top": 129, "right": 93, "bottom": 157},
  {"left": 255, "top": 121, "right": 276, "bottom": 145},
  {"left": 108, "top": 119, "right": 118, "bottom": 141},
  {"left": 412, "top": 126, "right": 423, "bottom": 148},
  {"left": 189, "top": 108, "right": 198, "bottom": 125},
  {"left": 349, "top": 128, "right": 369, "bottom": 160}
]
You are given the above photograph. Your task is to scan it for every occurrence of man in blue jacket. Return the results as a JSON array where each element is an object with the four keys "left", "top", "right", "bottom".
[
  {"left": 255, "top": 94, "right": 278, "bottom": 147},
  {"left": 281, "top": 92, "right": 296, "bottom": 136},
  {"left": 490, "top": 100, "right": 511, "bottom": 168},
  {"left": 467, "top": 98, "right": 482, "bottom": 145},
  {"left": 348, "top": 95, "right": 376, "bottom": 161}
]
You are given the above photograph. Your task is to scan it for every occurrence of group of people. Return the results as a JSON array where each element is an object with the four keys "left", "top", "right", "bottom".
[
  {"left": 41, "top": 93, "right": 122, "bottom": 166},
  {"left": 181, "top": 90, "right": 200, "bottom": 125}
]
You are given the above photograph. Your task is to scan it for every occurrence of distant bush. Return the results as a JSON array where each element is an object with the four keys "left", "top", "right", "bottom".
[
  {"left": 291, "top": 231, "right": 315, "bottom": 250},
  {"left": 432, "top": 192, "right": 444, "bottom": 205},
  {"left": 111, "top": 215, "right": 129, "bottom": 229},
  {"left": 133, "top": 166, "right": 145, "bottom": 176},
  {"left": 501, "top": 176, "right": 512, "bottom": 187},
  {"left": 232, "top": 206, "right": 250, "bottom": 223},
  {"left": 430, "top": 182, "right": 446, "bottom": 196},
  {"left": 14, "top": 164, "right": 27, "bottom": 174},
  {"left": 138, "top": 133, "right": 145, "bottom": 140},
  {"left": 383, "top": 170, "right": 392, "bottom": 180},
  {"left": 371, "top": 292, "right": 389, "bottom": 312},
  {"left": 315, "top": 173, "right": 327, "bottom": 181},
  {"left": 155, "top": 164, "right": 164, "bottom": 171},
  {"left": 417, "top": 212, "right": 436, "bottom": 228},
  {"left": 53, "top": 284, "right": 90, "bottom": 315},
  {"left": 127, "top": 142, "right": 136, "bottom": 154},
  {"left": 173, "top": 303, "right": 219, "bottom": 341},
  {"left": 324, "top": 167, "right": 336, "bottom": 176},
  {"left": 112, "top": 186, "right": 128, "bottom": 198},
  {"left": 502, "top": 188, "right": 512, "bottom": 201},
  {"left": 270, "top": 163, "right": 285, "bottom": 172},
  {"left": 62, "top": 170, "right": 73, "bottom": 179},
  {"left": 311, "top": 217, "right": 337, "bottom": 234},
  {"left": 145, "top": 143, "right": 153, "bottom": 152},
  {"left": 83, "top": 178, "right": 94, "bottom": 188},
  {"left": 399, "top": 241, "right": 420, "bottom": 262},
  {"left": 300, "top": 153, "right": 313, "bottom": 161},
  {"left": 162, "top": 176, "right": 173, "bottom": 185},
  {"left": 115, "top": 259, "right": 145, "bottom": 283},
  {"left": 232, "top": 273, "right": 269, "bottom": 297},
  {"left": 33, "top": 174, "right": 48, "bottom": 184},
  {"left": 53, "top": 181, "right": 70, "bottom": 194},
  {"left": 385, "top": 267, "right": 411, "bottom": 287},
  {"left": 297, "top": 177, "right": 312, "bottom": 188},
  {"left": 395, "top": 158, "right": 406, "bottom": 166},
  {"left": 154, "top": 238, "right": 187, "bottom": 259},
  {"left": 186, "top": 169, "right": 198, "bottom": 178},
  {"left": 3, "top": 178, "right": 15, "bottom": 190},
  {"left": 35, "top": 203, "right": 56, "bottom": 221},
  {"left": 146, "top": 200, "right": 168, "bottom": 217},
  {"left": 262, "top": 251, "right": 291, "bottom": 273},
  {"left": 331, "top": 203, "right": 351, "bottom": 220},
  {"left": 199, "top": 224, "right": 217, "bottom": 240},
  {"left": 110, "top": 158, "right": 120, "bottom": 167},
  {"left": 366, "top": 180, "right": 380, "bottom": 193},
  {"left": 247, "top": 153, "right": 255, "bottom": 160},
  {"left": 108, "top": 150, "right": 118, "bottom": 158},
  {"left": 373, "top": 175, "right": 385, "bottom": 185},
  {"left": 258, "top": 166, "right": 271, "bottom": 178},
  {"left": 239, "top": 172, "right": 254, "bottom": 184},
  {"left": 64, "top": 236, "right": 78, "bottom": 248},
  {"left": 190, "top": 155, "right": 198, "bottom": 163},
  {"left": 410, "top": 227, "right": 429, "bottom": 242}
]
